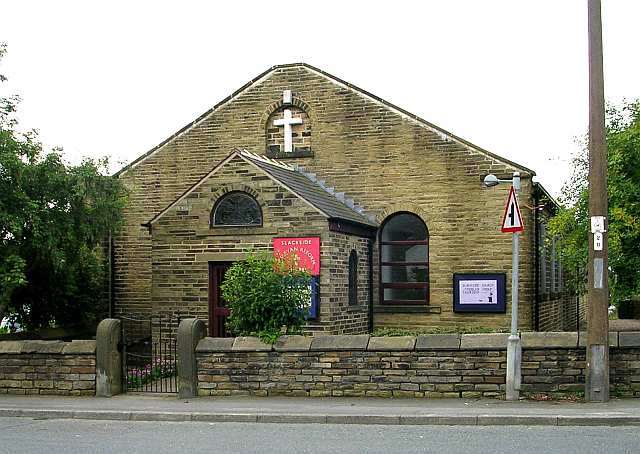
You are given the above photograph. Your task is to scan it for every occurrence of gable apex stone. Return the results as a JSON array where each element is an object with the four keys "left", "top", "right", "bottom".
[{"left": 116, "top": 63, "right": 534, "bottom": 178}]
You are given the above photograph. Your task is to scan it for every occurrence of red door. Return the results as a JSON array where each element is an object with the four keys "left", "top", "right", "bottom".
[{"left": 208, "top": 262, "right": 232, "bottom": 337}]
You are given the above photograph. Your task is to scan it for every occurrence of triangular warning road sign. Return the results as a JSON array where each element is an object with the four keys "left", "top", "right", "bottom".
[{"left": 501, "top": 186, "right": 524, "bottom": 233}]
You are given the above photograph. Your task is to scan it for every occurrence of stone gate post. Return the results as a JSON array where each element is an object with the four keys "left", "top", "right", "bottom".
[
  {"left": 177, "top": 318, "right": 206, "bottom": 399},
  {"left": 96, "top": 318, "right": 122, "bottom": 397}
]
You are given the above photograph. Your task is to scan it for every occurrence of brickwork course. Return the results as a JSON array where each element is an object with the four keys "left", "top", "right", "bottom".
[
  {"left": 114, "top": 63, "right": 575, "bottom": 334},
  {"left": 0, "top": 340, "right": 96, "bottom": 396}
]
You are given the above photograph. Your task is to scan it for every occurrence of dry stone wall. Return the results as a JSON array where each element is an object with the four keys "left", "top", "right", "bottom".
[
  {"left": 0, "top": 340, "right": 96, "bottom": 396},
  {"left": 196, "top": 332, "right": 640, "bottom": 398}
]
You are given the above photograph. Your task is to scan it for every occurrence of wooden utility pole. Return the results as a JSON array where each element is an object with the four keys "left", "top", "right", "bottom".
[{"left": 586, "top": 0, "right": 609, "bottom": 402}]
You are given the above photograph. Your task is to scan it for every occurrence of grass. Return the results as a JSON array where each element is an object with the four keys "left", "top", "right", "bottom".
[{"left": 372, "top": 326, "right": 509, "bottom": 336}]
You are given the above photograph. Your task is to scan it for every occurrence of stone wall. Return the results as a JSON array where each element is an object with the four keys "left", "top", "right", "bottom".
[
  {"left": 0, "top": 340, "right": 96, "bottom": 396},
  {"left": 196, "top": 332, "right": 640, "bottom": 398},
  {"left": 151, "top": 155, "right": 372, "bottom": 334}
]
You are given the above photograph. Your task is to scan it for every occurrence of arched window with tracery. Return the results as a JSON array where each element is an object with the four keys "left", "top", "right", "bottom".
[
  {"left": 211, "top": 191, "right": 262, "bottom": 227},
  {"left": 380, "top": 212, "right": 429, "bottom": 305}
]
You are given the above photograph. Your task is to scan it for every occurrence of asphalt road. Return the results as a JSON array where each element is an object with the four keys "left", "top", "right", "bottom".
[{"left": 0, "top": 417, "right": 638, "bottom": 454}]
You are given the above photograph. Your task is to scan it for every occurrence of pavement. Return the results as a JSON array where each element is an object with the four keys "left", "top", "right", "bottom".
[{"left": 1, "top": 394, "right": 640, "bottom": 426}]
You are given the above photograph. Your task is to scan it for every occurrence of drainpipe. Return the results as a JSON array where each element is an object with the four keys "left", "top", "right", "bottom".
[
  {"left": 368, "top": 238, "right": 374, "bottom": 333},
  {"left": 534, "top": 187, "right": 541, "bottom": 331},
  {"left": 108, "top": 232, "right": 114, "bottom": 319}
]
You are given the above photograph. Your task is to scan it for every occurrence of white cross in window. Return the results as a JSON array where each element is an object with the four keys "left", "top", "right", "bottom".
[{"left": 274, "top": 93, "right": 302, "bottom": 153}]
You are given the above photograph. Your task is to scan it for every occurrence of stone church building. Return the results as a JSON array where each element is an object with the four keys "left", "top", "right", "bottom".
[{"left": 113, "top": 63, "right": 576, "bottom": 336}]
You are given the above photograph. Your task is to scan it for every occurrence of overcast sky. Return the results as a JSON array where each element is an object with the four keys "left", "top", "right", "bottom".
[{"left": 2, "top": 1, "right": 639, "bottom": 197}]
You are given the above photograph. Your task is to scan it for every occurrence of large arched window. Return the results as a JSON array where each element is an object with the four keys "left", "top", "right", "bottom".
[
  {"left": 211, "top": 191, "right": 262, "bottom": 227},
  {"left": 380, "top": 212, "right": 429, "bottom": 305}
]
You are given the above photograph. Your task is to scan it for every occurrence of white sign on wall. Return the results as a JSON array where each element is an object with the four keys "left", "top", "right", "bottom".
[{"left": 459, "top": 279, "right": 498, "bottom": 305}]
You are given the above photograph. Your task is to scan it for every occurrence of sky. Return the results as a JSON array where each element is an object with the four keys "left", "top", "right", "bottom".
[{"left": 2, "top": 0, "right": 639, "bottom": 198}]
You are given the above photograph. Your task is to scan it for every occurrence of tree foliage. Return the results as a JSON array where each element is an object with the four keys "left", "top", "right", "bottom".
[
  {"left": 0, "top": 44, "right": 127, "bottom": 330},
  {"left": 549, "top": 100, "right": 640, "bottom": 303},
  {"left": 221, "top": 253, "right": 311, "bottom": 343}
]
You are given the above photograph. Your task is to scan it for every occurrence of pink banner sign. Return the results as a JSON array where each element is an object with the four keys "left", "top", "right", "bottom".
[{"left": 273, "top": 237, "right": 320, "bottom": 275}]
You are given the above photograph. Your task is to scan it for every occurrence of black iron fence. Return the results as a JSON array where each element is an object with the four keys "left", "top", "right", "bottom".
[{"left": 119, "top": 315, "right": 179, "bottom": 393}]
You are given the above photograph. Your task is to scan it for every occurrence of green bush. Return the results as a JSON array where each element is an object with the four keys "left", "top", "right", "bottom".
[{"left": 221, "top": 253, "right": 311, "bottom": 343}]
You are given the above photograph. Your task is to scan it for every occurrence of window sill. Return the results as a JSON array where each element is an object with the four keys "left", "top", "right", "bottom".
[
  {"left": 374, "top": 305, "right": 441, "bottom": 314},
  {"left": 347, "top": 305, "right": 368, "bottom": 313}
]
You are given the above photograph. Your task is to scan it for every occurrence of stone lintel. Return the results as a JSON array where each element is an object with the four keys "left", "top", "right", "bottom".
[
  {"left": 577, "top": 331, "right": 619, "bottom": 348},
  {"left": 274, "top": 335, "right": 312, "bottom": 352},
  {"left": 521, "top": 332, "right": 578, "bottom": 349},
  {"left": 367, "top": 336, "right": 416, "bottom": 351},
  {"left": 196, "top": 337, "right": 235, "bottom": 353},
  {"left": 62, "top": 340, "right": 97, "bottom": 354},
  {"left": 460, "top": 334, "right": 509, "bottom": 350},
  {"left": 232, "top": 337, "right": 273, "bottom": 352},
  {"left": 309, "top": 335, "right": 370, "bottom": 351},
  {"left": 619, "top": 332, "right": 640, "bottom": 348},
  {"left": 415, "top": 334, "right": 461, "bottom": 350}
]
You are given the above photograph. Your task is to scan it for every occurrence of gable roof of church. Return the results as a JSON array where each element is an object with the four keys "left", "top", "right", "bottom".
[
  {"left": 147, "top": 149, "right": 378, "bottom": 228},
  {"left": 117, "top": 63, "right": 535, "bottom": 177}
]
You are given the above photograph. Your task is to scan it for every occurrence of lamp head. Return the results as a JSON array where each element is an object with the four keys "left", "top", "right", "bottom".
[{"left": 483, "top": 174, "right": 500, "bottom": 187}]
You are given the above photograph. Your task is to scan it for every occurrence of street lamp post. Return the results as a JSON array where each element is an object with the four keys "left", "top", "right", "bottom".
[{"left": 484, "top": 172, "right": 522, "bottom": 401}]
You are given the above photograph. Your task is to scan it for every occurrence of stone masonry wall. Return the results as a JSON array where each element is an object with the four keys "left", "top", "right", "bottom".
[
  {"left": 151, "top": 155, "right": 371, "bottom": 334},
  {"left": 196, "top": 332, "right": 640, "bottom": 398},
  {"left": 0, "top": 340, "right": 96, "bottom": 396},
  {"left": 116, "top": 64, "right": 539, "bottom": 332}
]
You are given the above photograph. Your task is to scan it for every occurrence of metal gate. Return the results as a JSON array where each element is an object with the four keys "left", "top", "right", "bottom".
[{"left": 119, "top": 315, "right": 179, "bottom": 393}]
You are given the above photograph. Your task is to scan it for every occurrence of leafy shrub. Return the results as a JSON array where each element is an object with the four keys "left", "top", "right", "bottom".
[{"left": 221, "top": 253, "right": 311, "bottom": 343}]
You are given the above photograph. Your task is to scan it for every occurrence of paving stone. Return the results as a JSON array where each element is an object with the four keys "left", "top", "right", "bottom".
[
  {"left": 274, "top": 336, "right": 313, "bottom": 352},
  {"left": 460, "top": 334, "right": 509, "bottom": 350},
  {"left": 477, "top": 415, "right": 557, "bottom": 425},
  {"left": 0, "top": 342, "right": 23, "bottom": 354},
  {"left": 20, "top": 341, "right": 65, "bottom": 354},
  {"left": 62, "top": 340, "right": 96, "bottom": 355},
  {"left": 196, "top": 337, "right": 235, "bottom": 352},
  {"left": 577, "top": 331, "right": 618, "bottom": 347},
  {"left": 521, "top": 332, "right": 578, "bottom": 349},
  {"left": 415, "top": 334, "right": 460, "bottom": 350},
  {"left": 619, "top": 332, "right": 640, "bottom": 347},
  {"left": 310, "top": 335, "right": 370, "bottom": 351},
  {"left": 367, "top": 336, "right": 416, "bottom": 351},
  {"left": 232, "top": 337, "right": 273, "bottom": 352}
]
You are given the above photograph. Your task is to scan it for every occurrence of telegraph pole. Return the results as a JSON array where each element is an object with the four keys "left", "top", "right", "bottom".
[{"left": 585, "top": 0, "right": 609, "bottom": 402}]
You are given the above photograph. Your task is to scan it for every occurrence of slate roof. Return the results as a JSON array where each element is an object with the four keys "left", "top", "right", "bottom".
[
  {"left": 239, "top": 150, "right": 377, "bottom": 228},
  {"left": 147, "top": 149, "right": 378, "bottom": 228}
]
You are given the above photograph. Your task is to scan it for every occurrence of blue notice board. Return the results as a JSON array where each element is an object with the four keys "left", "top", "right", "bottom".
[{"left": 307, "top": 276, "right": 320, "bottom": 319}]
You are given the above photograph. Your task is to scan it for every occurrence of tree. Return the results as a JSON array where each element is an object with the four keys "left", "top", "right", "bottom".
[
  {"left": 549, "top": 100, "right": 640, "bottom": 303},
  {"left": 0, "top": 44, "right": 127, "bottom": 330}
]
